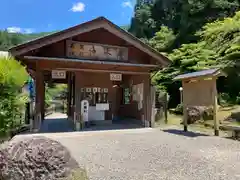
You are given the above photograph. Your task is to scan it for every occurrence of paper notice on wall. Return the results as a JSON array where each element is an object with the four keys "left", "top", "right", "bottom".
[
  {"left": 139, "top": 83, "right": 144, "bottom": 101},
  {"left": 133, "top": 94, "right": 137, "bottom": 101},
  {"left": 138, "top": 101, "right": 143, "bottom": 110},
  {"left": 139, "top": 93, "right": 143, "bottom": 101},
  {"left": 132, "top": 85, "right": 137, "bottom": 94},
  {"left": 137, "top": 86, "right": 141, "bottom": 94}
]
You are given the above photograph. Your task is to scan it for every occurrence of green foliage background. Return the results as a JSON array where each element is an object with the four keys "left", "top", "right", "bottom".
[{"left": 129, "top": 0, "right": 240, "bottom": 108}]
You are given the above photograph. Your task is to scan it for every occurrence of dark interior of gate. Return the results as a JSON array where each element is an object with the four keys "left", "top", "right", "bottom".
[{"left": 9, "top": 17, "right": 170, "bottom": 132}]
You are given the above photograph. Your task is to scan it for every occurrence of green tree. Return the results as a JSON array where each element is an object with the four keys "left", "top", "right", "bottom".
[
  {"left": 148, "top": 26, "right": 176, "bottom": 52},
  {"left": 152, "top": 42, "right": 217, "bottom": 107},
  {"left": 129, "top": 1, "right": 156, "bottom": 38},
  {"left": 129, "top": 0, "right": 240, "bottom": 49},
  {"left": 153, "top": 11, "right": 240, "bottom": 107},
  {"left": 199, "top": 11, "right": 240, "bottom": 101}
]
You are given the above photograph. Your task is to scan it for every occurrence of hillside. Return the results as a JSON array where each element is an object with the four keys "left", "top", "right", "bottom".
[
  {"left": 0, "top": 31, "right": 54, "bottom": 51},
  {"left": 0, "top": 25, "right": 129, "bottom": 51}
]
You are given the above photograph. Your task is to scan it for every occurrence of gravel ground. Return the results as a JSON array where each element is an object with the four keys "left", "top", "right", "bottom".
[{"left": 15, "top": 128, "right": 240, "bottom": 180}]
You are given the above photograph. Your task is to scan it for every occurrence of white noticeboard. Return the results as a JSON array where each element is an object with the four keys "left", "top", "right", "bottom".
[
  {"left": 110, "top": 73, "right": 122, "bottom": 81},
  {"left": 96, "top": 103, "right": 109, "bottom": 111},
  {"left": 52, "top": 70, "right": 66, "bottom": 79}
]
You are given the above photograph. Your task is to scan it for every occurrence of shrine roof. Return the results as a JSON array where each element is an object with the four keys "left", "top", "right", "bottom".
[
  {"left": 174, "top": 68, "right": 225, "bottom": 80},
  {"left": 9, "top": 17, "right": 170, "bottom": 66}
]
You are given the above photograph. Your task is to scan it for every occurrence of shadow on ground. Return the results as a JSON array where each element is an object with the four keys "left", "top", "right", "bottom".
[
  {"left": 82, "top": 122, "right": 143, "bottom": 132},
  {"left": 163, "top": 129, "right": 209, "bottom": 137},
  {"left": 39, "top": 118, "right": 143, "bottom": 133}
]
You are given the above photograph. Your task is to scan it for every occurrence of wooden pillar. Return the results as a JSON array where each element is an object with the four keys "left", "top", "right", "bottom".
[
  {"left": 213, "top": 80, "right": 219, "bottom": 136},
  {"left": 112, "top": 86, "right": 117, "bottom": 120},
  {"left": 182, "top": 81, "right": 188, "bottom": 132},
  {"left": 150, "top": 85, "right": 156, "bottom": 128},
  {"left": 143, "top": 75, "right": 151, "bottom": 127},
  {"left": 164, "top": 92, "right": 168, "bottom": 124},
  {"left": 147, "top": 76, "right": 152, "bottom": 127},
  {"left": 183, "top": 104, "right": 188, "bottom": 132},
  {"left": 67, "top": 72, "right": 72, "bottom": 118},
  {"left": 74, "top": 72, "right": 82, "bottom": 130},
  {"left": 72, "top": 73, "right": 76, "bottom": 119},
  {"left": 41, "top": 83, "right": 45, "bottom": 121},
  {"left": 34, "top": 63, "right": 44, "bottom": 130}
]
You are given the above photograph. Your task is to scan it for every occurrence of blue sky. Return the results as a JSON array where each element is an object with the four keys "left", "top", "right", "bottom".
[{"left": 0, "top": 0, "right": 135, "bottom": 34}]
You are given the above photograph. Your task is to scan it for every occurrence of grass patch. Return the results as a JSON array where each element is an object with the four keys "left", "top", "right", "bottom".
[{"left": 156, "top": 105, "right": 240, "bottom": 136}]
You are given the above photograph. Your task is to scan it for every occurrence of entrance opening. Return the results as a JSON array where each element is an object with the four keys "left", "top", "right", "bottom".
[{"left": 45, "top": 83, "right": 68, "bottom": 116}]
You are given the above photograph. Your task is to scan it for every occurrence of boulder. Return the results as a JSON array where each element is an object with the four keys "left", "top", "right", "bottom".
[{"left": 0, "top": 136, "right": 80, "bottom": 180}]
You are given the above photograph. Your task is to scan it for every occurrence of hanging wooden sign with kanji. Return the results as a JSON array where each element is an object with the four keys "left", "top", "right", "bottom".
[{"left": 66, "top": 40, "right": 128, "bottom": 61}]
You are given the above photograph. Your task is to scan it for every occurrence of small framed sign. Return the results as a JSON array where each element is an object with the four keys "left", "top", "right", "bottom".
[
  {"left": 110, "top": 73, "right": 122, "bottom": 81},
  {"left": 93, "top": 87, "right": 98, "bottom": 93},
  {"left": 81, "top": 88, "right": 85, "bottom": 92},
  {"left": 52, "top": 70, "right": 66, "bottom": 79},
  {"left": 103, "top": 88, "right": 108, "bottom": 93},
  {"left": 86, "top": 88, "right": 92, "bottom": 93}
]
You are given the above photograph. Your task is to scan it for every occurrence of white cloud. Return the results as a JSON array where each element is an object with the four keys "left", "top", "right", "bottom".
[
  {"left": 24, "top": 28, "right": 35, "bottom": 34},
  {"left": 122, "top": 1, "right": 133, "bottom": 9},
  {"left": 71, "top": 2, "right": 85, "bottom": 12},
  {"left": 7, "top": 27, "right": 21, "bottom": 33},
  {"left": 7, "top": 27, "right": 35, "bottom": 34}
]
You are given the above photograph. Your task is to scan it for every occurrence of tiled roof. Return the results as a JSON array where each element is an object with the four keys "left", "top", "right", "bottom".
[{"left": 174, "top": 68, "right": 220, "bottom": 80}]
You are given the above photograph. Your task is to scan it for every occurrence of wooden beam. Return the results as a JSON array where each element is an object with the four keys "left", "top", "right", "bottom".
[
  {"left": 24, "top": 56, "right": 159, "bottom": 68},
  {"left": 56, "top": 68, "right": 150, "bottom": 75}
]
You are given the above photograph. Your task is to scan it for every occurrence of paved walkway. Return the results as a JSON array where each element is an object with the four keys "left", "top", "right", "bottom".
[
  {"left": 40, "top": 113, "right": 74, "bottom": 133},
  {"left": 17, "top": 128, "right": 240, "bottom": 180}
]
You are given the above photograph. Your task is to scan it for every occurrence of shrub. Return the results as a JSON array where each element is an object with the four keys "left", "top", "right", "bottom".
[
  {"left": 174, "top": 104, "right": 183, "bottom": 115},
  {"left": 0, "top": 56, "right": 28, "bottom": 137}
]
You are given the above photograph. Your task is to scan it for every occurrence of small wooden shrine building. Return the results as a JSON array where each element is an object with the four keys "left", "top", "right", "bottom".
[
  {"left": 9, "top": 17, "right": 170, "bottom": 131},
  {"left": 174, "top": 68, "right": 225, "bottom": 136}
]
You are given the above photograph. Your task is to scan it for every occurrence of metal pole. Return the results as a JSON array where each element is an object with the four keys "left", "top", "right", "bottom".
[{"left": 179, "top": 87, "right": 187, "bottom": 132}]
